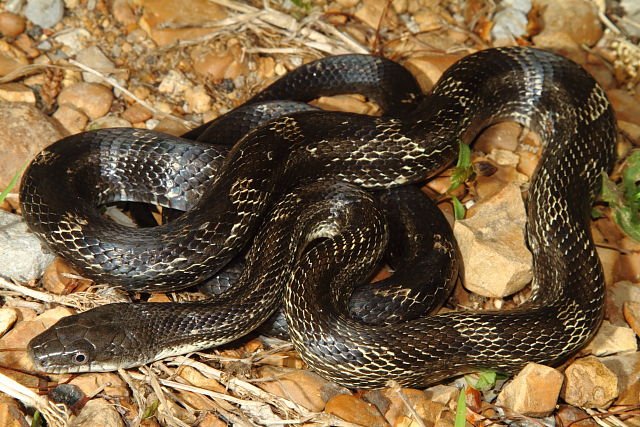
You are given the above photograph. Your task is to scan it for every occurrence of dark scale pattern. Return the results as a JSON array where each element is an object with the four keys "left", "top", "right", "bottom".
[{"left": 23, "top": 47, "right": 617, "bottom": 387}]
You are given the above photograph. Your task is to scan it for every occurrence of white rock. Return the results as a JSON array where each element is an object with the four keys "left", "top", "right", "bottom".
[
  {"left": 453, "top": 183, "right": 532, "bottom": 297},
  {"left": 24, "top": 0, "right": 64, "bottom": 28},
  {"left": 75, "top": 46, "right": 116, "bottom": 83},
  {"left": 0, "top": 211, "right": 55, "bottom": 281},
  {"left": 585, "top": 320, "right": 638, "bottom": 356},
  {"left": 54, "top": 28, "right": 91, "bottom": 55}
]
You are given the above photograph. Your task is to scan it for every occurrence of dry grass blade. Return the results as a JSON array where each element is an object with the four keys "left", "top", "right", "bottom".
[{"left": 0, "top": 371, "right": 69, "bottom": 426}]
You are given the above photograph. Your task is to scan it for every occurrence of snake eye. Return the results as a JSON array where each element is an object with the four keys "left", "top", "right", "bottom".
[{"left": 72, "top": 352, "right": 88, "bottom": 365}]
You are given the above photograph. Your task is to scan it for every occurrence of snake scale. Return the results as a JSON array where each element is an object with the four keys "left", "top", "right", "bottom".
[{"left": 21, "top": 46, "right": 616, "bottom": 389}]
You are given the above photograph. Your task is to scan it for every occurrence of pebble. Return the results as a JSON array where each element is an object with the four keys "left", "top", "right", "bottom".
[
  {"left": 491, "top": 0, "right": 531, "bottom": 44},
  {"left": 585, "top": 320, "right": 638, "bottom": 356},
  {"left": 324, "top": 394, "right": 388, "bottom": 427},
  {"left": 600, "top": 351, "right": 640, "bottom": 405},
  {"left": 53, "top": 104, "right": 89, "bottom": 134},
  {"left": 75, "top": 46, "right": 117, "bottom": 83},
  {"left": 496, "top": 363, "right": 564, "bottom": 417},
  {"left": 72, "top": 398, "right": 125, "bottom": 427},
  {"left": 382, "top": 387, "right": 447, "bottom": 426},
  {"left": 24, "top": 0, "right": 65, "bottom": 28},
  {"left": 57, "top": 82, "right": 114, "bottom": 119},
  {"left": 53, "top": 28, "right": 91, "bottom": 55},
  {"left": 69, "top": 372, "right": 130, "bottom": 398},
  {"left": 0, "top": 83, "right": 35, "bottom": 103},
  {"left": 605, "top": 280, "right": 640, "bottom": 325},
  {"left": 454, "top": 183, "right": 533, "bottom": 297},
  {"left": 623, "top": 301, "right": 640, "bottom": 337},
  {"left": 0, "top": 12, "right": 26, "bottom": 37},
  {"left": 0, "top": 211, "right": 56, "bottom": 282},
  {"left": 88, "top": 115, "right": 131, "bottom": 129},
  {"left": 562, "top": 356, "right": 618, "bottom": 408},
  {"left": 354, "top": 0, "right": 398, "bottom": 29},
  {"left": 0, "top": 102, "right": 65, "bottom": 189},
  {"left": 556, "top": 405, "right": 599, "bottom": 427},
  {"left": 257, "top": 366, "right": 349, "bottom": 411},
  {"left": 192, "top": 48, "right": 247, "bottom": 81},
  {"left": 138, "top": 0, "right": 227, "bottom": 46},
  {"left": 184, "top": 85, "right": 212, "bottom": 114},
  {"left": 112, "top": 0, "right": 137, "bottom": 26},
  {"left": 122, "top": 103, "right": 152, "bottom": 123},
  {"left": 0, "top": 308, "right": 18, "bottom": 337}
]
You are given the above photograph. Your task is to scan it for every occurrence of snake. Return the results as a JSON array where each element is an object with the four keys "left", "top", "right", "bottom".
[{"left": 20, "top": 46, "right": 616, "bottom": 389}]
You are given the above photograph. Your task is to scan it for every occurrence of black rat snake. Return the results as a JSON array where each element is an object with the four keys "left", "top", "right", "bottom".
[{"left": 21, "top": 47, "right": 616, "bottom": 389}]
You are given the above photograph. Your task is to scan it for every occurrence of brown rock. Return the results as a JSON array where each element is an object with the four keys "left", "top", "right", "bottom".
[
  {"left": 403, "top": 54, "right": 464, "bottom": 91},
  {"left": 89, "top": 115, "right": 132, "bottom": 129},
  {"left": 75, "top": 46, "right": 117, "bottom": 84},
  {"left": 122, "top": 103, "right": 152, "bottom": 123},
  {"left": 556, "top": 404, "right": 599, "bottom": 427},
  {"left": 585, "top": 320, "right": 637, "bottom": 356},
  {"left": 454, "top": 183, "right": 532, "bottom": 297},
  {"left": 0, "top": 12, "right": 25, "bottom": 37},
  {"left": 605, "top": 281, "right": 640, "bottom": 325},
  {"left": 53, "top": 104, "right": 89, "bottom": 134},
  {"left": 0, "top": 83, "right": 35, "bottom": 103},
  {"left": 192, "top": 48, "right": 247, "bottom": 81},
  {"left": 533, "top": 0, "right": 602, "bottom": 50},
  {"left": 0, "top": 102, "right": 66, "bottom": 189},
  {"left": 0, "top": 308, "right": 18, "bottom": 337},
  {"left": 73, "top": 398, "right": 125, "bottom": 427},
  {"left": 0, "top": 320, "right": 46, "bottom": 371},
  {"left": 69, "top": 373, "right": 130, "bottom": 398},
  {"left": 562, "top": 356, "right": 618, "bottom": 408},
  {"left": 58, "top": 82, "right": 114, "bottom": 119},
  {"left": 383, "top": 387, "right": 448, "bottom": 426},
  {"left": 184, "top": 85, "right": 211, "bottom": 114},
  {"left": 0, "top": 395, "right": 27, "bottom": 427},
  {"left": 0, "top": 51, "right": 27, "bottom": 77},
  {"left": 325, "top": 394, "right": 387, "bottom": 427},
  {"left": 153, "top": 117, "right": 190, "bottom": 136},
  {"left": 354, "top": 0, "right": 398, "bottom": 29},
  {"left": 311, "top": 94, "right": 377, "bottom": 115},
  {"left": 623, "top": 301, "right": 640, "bottom": 337},
  {"left": 496, "top": 363, "right": 564, "bottom": 417},
  {"left": 113, "top": 0, "right": 138, "bottom": 26},
  {"left": 257, "top": 366, "right": 349, "bottom": 411},
  {"left": 608, "top": 89, "right": 640, "bottom": 127},
  {"left": 474, "top": 122, "right": 522, "bottom": 153},
  {"left": 138, "top": 0, "right": 227, "bottom": 46}
]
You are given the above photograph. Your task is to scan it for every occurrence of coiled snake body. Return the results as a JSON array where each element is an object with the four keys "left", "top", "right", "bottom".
[{"left": 21, "top": 47, "right": 616, "bottom": 388}]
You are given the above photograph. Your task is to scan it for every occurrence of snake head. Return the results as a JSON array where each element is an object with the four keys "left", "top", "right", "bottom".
[{"left": 28, "top": 303, "right": 147, "bottom": 373}]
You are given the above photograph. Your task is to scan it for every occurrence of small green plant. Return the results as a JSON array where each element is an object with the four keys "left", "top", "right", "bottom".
[
  {"left": 290, "top": 0, "right": 312, "bottom": 12},
  {"left": 142, "top": 400, "right": 160, "bottom": 419},
  {"left": 447, "top": 140, "right": 475, "bottom": 220},
  {"left": 601, "top": 150, "right": 640, "bottom": 241},
  {"left": 455, "top": 370, "right": 506, "bottom": 426},
  {"left": 0, "top": 162, "right": 28, "bottom": 205}
]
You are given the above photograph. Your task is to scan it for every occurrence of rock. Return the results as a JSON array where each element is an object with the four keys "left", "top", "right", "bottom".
[
  {"left": 157, "top": 70, "right": 191, "bottom": 96},
  {"left": 423, "top": 384, "right": 459, "bottom": 406},
  {"left": 608, "top": 89, "right": 640, "bottom": 128},
  {"left": 176, "top": 366, "right": 226, "bottom": 393},
  {"left": 585, "top": 320, "right": 638, "bottom": 356},
  {"left": 0, "top": 102, "right": 65, "bottom": 189},
  {"left": 556, "top": 405, "right": 599, "bottom": 427},
  {"left": 324, "top": 394, "right": 388, "bottom": 427},
  {"left": 138, "top": 0, "right": 227, "bottom": 46},
  {"left": 403, "top": 54, "right": 464, "bottom": 91},
  {"left": 600, "top": 351, "right": 640, "bottom": 405},
  {"left": 491, "top": 0, "right": 531, "bottom": 44},
  {"left": 69, "top": 373, "right": 130, "bottom": 398},
  {"left": 192, "top": 46, "right": 247, "bottom": 81},
  {"left": 0, "top": 395, "right": 27, "bottom": 427},
  {"left": 312, "top": 94, "right": 376, "bottom": 115},
  {"left": 474, "top": 122, "right": 522, "bottom": 153},
  {"left": 53, "top": 28, "right": 91, "bottom": 55},
  {"left": 75, "top": 46, "right": 116, "bottom": 84},
  {"left": 382, "top": 387, "right": 448, "bottom": 426},
  {"left": 0, "top": 211, "right": 56, "bottom": 282},
  {"left": 0, "top": 308, "right": 18, "bottom": 337},
  {"left": 73, "top": 398, "right": 124, "bottom": 427},
  {"left": 605, "top": 281, "right": 640, "bottom": 325},
  {"left": 562, "top": 356, "right": 618, "bottom": 408},
  {"left": 53, "top": 104, "right": 89, "bottom": 134},
  {"left": 257, "top": 366, "right": 349, "bottom": 411},
  {"left": 0, "top": 12, "right": 26, "bottom": 37},
  {"left": 88, "top": 115, "right": 131, "bottom": 129},
  {"left": 112, "top": 0, "right": 137, "bottom": 26},
  {"left": 453, "top": 183, "right": 533, "bottom": 297},
  {"left": 122, "top": 103, "right": 152, "bottom": 123},
  {"left": 24, "top": 0, "right": 65, "bottom": 28},
  {"left": 0, "top": 83, "right": 35, "bottom": 103},
  {"left": 623, "top": 301, "right": 640, "bottom": 337},
  {"left": 57, "top": 82, "right": 113, "bottom": 119},
  {"left": 354, "top": 0, "right": 398, "bottom": 29},
  {"left": 496, "top": 363, "right": 564, "bottom": 417},
  {"left": 532, "top": 0, "right": 602, "bottom": 57},
  {"left": 184, "top": 85, "right": 211, "bottom": 114}
]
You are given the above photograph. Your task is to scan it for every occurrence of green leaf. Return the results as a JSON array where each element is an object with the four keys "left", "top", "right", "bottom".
[
  {"left": 614, "top": 206, "right": 640, "bottom": 242},
  {"left": 142, "top": 400, "right": 160, "bottom": 419},
  {"left": 454, "top": 387, "right": 467, "bottom": 427},
  {"left": 31, "top": 410, "right": 43, "bottom": 427},
  {"left": 451, "top": 196, "right": 466, "bottom": 220},
  {"left": 601, "top": 151, "right": 640, "bottom": 241},
  {"left": 465, "top": 370, "right": 498, "bottom": 391},
  {"left": 0, "top": 162, "right": 28, "bottom": 205},
  {"left": 600, "top": 172, "right": 622, "bottom": 207},
  {"left": 448, "top": 141, "right": 474, "bottom": 192}
]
